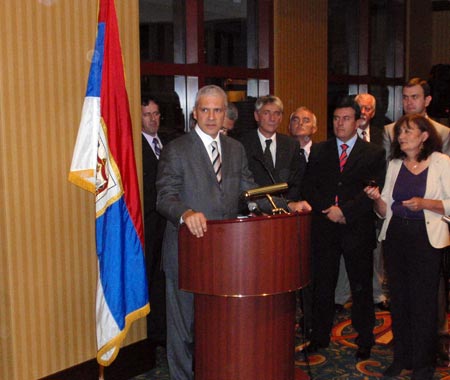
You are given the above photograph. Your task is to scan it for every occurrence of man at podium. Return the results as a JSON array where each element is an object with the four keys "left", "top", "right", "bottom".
[{"left": 156, "top": 85, "right": 260, "bottom": 380}]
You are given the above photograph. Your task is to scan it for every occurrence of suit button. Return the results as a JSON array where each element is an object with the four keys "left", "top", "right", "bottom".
[{"left": 337, "top": 182, "right": 343, "bottom": 186}]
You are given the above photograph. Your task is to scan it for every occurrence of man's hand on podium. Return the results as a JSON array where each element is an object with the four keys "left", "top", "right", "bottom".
[{"left": 182, "top": 209, "right": 208, "bottom": 238}]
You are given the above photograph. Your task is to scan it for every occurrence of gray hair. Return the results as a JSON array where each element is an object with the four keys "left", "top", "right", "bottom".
[
  {"left": 194, "top": 85, "right": 228, "bottom": 108},
  {"left": 254, "top": 95, "right": 283, "bottom": 113},
  {"left": 355, "top": 93, "right": 376, "bottom": 109},
  {"left": 290, "top": 106, "right": 317, "bottom": 127}
]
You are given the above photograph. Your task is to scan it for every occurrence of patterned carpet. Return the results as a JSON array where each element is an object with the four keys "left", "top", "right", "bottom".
[{"left": 130, "top": 308, "right": 450, "bottom": 380}]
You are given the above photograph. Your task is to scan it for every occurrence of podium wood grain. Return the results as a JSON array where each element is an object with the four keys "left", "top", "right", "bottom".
[{"left": 179, "top": 213, "right": 311, "bottom": 380}]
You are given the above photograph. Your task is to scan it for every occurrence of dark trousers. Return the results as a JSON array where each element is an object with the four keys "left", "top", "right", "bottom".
[
  {"left": 383, "top": 216, "right": 442, "bottom": 370},
  {"left": 311, "top": 226, "right": 375, "bottom": 348},
  {"left": 145, "top": 211, "right": 167, "bottom": 343}
]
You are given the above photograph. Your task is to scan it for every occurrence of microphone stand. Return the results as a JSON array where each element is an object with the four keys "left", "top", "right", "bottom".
[
  {"left": 242, "top": 183, "right": 289, "bottom": 215},
  {"left": 265, "top": 193, "right": 288, "bottom": 214},
  {"left": 252, "top": 155, "right": 291, "bottom": 212}
]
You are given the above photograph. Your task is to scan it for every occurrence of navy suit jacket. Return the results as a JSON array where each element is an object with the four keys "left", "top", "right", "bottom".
[
  {"left": 156, "top": 130, "right": 256, "bottom": 279},
  {"left": 239, "top": 129, "right": 303, "bottom": 201}
]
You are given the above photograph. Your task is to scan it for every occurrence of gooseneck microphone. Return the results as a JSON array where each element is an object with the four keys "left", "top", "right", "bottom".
[{"left": 242, "top": 182, "right": 289, "bottom": 199}]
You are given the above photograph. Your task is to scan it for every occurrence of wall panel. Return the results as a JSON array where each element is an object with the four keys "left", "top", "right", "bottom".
[
  {"left": 0, "top": 1, "right": 145, "bottom": 379},
  {"left": 432, "top": 10, "right": 450, "bottom": 65},
  {"left": 274, "top": 0, "right": 328, "bottom": 141}
]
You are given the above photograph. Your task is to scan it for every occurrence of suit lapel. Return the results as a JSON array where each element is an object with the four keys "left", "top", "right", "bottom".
[
  {"left": 274, "top": 133, "right": 286, "bottom": 171},
  {"left": 327, "top": 139, "right": 341, "bottom": 174},
  {"left": 191, "top": 131, "right": 222, "bottom": 189},
  {"left": 342, "top": 137, "right": 364, "bottom": 173}
]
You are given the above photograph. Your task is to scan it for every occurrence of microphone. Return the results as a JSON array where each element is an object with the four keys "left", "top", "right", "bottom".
[
  {"left": 242, "top": 182, "right": 288, "bottom": 199},
  {"left": 248, "top": 201, "right": 263, "bottom": 216}
]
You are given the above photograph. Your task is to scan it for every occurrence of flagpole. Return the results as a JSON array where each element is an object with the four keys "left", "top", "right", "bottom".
[{"left": 99, "top": 364, "right": 104, "bottom": 380}]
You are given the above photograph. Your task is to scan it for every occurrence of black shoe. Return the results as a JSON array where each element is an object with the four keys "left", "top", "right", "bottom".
[
  {"left": 383, "top": 362, "right": 411, "bottom": 377},
  {"left": 334, "top": 303, "right": 345, "bottom": 313},
  {"left": 375, "top": 300, "right": 390, "bottom": 311},
  {"left": 355, "top": 346, "right": 371, "bottom": 361}
]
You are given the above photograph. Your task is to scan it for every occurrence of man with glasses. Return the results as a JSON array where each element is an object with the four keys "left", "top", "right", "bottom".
[{"left": 289, "top": 106, "right": 318, "bottom": 177}]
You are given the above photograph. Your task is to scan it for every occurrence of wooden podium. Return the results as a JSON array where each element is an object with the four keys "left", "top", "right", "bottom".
[{"left": 178, "top": 212, "right": 311, "bottom": 380}]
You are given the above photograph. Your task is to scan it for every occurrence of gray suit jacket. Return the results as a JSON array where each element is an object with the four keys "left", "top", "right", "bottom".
[{"left": 156, "top": 130, "right": 256, "bottom": 279}]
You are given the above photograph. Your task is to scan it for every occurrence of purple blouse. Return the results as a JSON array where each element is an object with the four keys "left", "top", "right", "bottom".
[{"left": 391, "top": 163, "right": 428, "bottom": 219}]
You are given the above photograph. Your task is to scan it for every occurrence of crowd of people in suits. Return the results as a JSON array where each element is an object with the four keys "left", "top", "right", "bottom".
[{"left": 141, "top": 77, "right": 450, "bottom": 380}]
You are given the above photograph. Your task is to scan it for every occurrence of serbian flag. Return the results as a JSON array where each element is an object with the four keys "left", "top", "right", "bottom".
[{"left": 68, "top": 0, "right": 149, "bottom": 366}]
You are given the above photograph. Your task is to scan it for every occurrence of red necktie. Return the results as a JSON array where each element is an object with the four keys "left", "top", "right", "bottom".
[
  {"left": 335, "top": 144, "right": 348, "bottom": 205},
  {"left": 339, "top": 144, "right": 348, "bottom": 172}
]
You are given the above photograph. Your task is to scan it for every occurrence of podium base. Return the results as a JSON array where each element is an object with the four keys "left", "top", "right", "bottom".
[{"left": 195, "top": 292, "right": 298, "bottom": 380}]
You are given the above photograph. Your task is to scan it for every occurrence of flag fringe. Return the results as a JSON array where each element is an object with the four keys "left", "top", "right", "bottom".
[
  {"left": 68, "top": 170, "right": 96, "bottom": 193},
  {"left": 97, "top": 302, "right": 150, "bottom": 366}
]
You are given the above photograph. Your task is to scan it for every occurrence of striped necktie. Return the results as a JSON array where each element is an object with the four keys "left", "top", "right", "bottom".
[
  {"left": 339, "top": 143, "right": 348, "bottom": 172},
  {"left": 211, "top": 141, "right": 222, "bottom": 185},
  {"left": 335, "top": 143, "right": 349, "bottom": 205},
  {"left": 152, "top": 137, "right": 161, "bottom": 158}
]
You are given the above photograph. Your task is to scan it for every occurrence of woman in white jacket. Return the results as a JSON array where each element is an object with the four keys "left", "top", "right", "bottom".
[{"left": 365, "top": 114, "right": 450, "bottom": 380}]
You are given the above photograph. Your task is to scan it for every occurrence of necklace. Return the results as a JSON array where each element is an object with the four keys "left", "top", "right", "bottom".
[{"left": 405, "top": 159, "right": 419, "bottom": 170}]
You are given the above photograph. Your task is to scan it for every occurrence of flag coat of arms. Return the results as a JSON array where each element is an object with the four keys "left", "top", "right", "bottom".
[{"left": 69, "top": 0, "right": 149, "bottom": 366}]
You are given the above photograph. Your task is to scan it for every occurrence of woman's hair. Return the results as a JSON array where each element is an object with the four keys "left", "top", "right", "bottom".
[{"left": 390, "top": 114, "right": 442, "bottom": 161}]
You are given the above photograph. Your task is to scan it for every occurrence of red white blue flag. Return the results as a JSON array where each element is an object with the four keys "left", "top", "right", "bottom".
[{"left": 68, "top": 0, "right": 149, "bottom": 366}]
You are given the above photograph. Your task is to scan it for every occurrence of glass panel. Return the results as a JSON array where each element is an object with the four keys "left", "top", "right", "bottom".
[
  {"left": 369, "top": 0, "right": 405, "bottom": 78},
  {"left": 139, "top": 0, "right": 186, "bottom": 63},
  {"left": 204, "top": 0, "right": 258, "bottom": 68},
  {"left": 328, "top": 0, "right": 360, "bottom": 76},
  {"left": 141, "top": 75, "right": 187, "bottom": 139},
  {"left": 368, "top": 84, "right": 394, "bottom": 128}
]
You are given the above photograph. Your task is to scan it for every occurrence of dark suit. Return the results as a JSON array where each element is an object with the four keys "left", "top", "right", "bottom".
[
  {"left": 239, "top": 129, "right": 303, "bottom": 200},
  {"left": 156, "top": 130, "right": 256, "bottom": 380},
  {"left": 368, "top": 124, "right": 383, "bottom": 147},
  {"left": 302, "top": 137, "right": 386, "bottom": 348},
  {"left": 142, "top": 134, "right": 167, "bottom": 344}
]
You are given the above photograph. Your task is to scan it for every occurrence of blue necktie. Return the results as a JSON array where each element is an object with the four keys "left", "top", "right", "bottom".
[{"left": 153, "top": 138, "right": 161, "bottom": 158}]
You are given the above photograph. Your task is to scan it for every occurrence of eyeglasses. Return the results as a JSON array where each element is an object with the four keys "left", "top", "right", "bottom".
[{"left": 290, "top": 117, "right": 311, "bottom": 125}]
